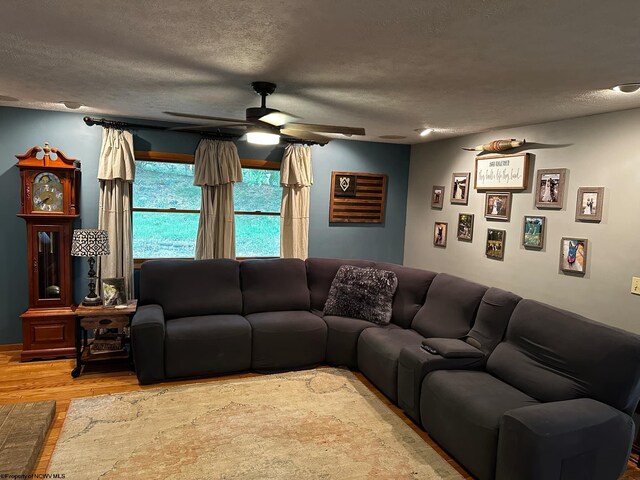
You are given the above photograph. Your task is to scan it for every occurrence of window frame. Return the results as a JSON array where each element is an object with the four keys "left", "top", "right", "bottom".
[{"left": 132, "top": 151, "right": 281, "bottom": 267}]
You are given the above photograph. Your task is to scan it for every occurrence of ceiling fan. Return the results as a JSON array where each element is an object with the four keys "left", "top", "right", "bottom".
[{"left": 164, "top": 81, "right": 366, "bottom": 145}]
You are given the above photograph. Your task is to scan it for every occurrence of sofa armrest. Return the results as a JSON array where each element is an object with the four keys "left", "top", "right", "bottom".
[
  {"left": 497, "top": 398, "right": 635, "bottom": 480},
  {"left": 397, "top": 344, "right": 484, "bottom": 424},
  {"left": 131, "top": 304, "right": 166, "bottom": 385},
  {"left": 421, "top": 338, "right": 483, "bottom": 358}
]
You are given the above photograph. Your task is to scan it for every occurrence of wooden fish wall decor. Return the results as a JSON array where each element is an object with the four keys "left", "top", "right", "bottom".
[{"left": 462, "top": 139, "right": 526, "bottom": 152}]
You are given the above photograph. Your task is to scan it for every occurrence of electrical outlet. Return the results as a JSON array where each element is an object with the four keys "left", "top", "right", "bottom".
[{"left": 632, "top": 277, "right": 640, "bottom": 295}]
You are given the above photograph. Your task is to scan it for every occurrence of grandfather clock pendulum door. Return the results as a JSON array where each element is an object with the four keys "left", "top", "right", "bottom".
[{"left": 16, "top": 143, "right": 80, "bottom": 361}]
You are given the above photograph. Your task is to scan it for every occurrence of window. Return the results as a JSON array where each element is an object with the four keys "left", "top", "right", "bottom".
[
  {"left": 234, "top": 168, "right": 281, "bottom": 257},
  {"left": 132, "top": 154, "right": 281, "bottom": 261}
]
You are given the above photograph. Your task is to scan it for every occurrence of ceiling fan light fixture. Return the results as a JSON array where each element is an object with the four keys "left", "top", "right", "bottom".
[
  {"left": 611, "top": 83, "right": 640, "bottom": 94},
  {"left": 246, "top": 126, "right": 280, "bottom": 145}
]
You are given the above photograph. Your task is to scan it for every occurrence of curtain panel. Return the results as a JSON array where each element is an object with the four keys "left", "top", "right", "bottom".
[
  {"left": 280, "top": 144, "right": 313, "bottom": 259},
  {"left": 97, "top": 128, "right": 135, "bottom": 299},
  {"left": 194, "top": 139, "right": 242, "bottom": 260}
]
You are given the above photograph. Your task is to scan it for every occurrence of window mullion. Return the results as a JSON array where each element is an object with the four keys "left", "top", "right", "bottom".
[{"left": 234, "top": 211, "right": 280, "bottom": 216}]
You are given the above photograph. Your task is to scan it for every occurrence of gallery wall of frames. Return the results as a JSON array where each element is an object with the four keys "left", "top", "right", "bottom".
[
  {"left": 403, "top": 107, "right": 640, "bottom": 334},
  {"left": 430, "top": 152, "right": 601, "bottom": 275}
]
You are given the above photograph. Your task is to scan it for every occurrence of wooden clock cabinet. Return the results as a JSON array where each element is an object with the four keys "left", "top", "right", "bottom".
[{"left": 16, "top": 143, "right": 80, "bottom": 361}]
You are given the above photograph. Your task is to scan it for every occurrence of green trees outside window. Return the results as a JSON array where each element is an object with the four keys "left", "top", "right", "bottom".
[{"left": 133, "top": 161, "right": 280, "bottom": 259}]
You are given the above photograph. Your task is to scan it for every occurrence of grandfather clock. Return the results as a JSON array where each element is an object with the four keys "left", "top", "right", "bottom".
[{"left": 16, "top": 143, "right": 80, "bottom": 361}]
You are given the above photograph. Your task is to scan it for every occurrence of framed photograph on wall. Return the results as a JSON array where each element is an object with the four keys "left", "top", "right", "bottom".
[
  {"left": 457, "top": 213, "right": 474, "bottom": 241},
  {"left": 522, "top": 215, "right": 546, "bottom": 249},
  {"left": 433, "top": 222, "right": 448, "bottom": 247},
  {"left": 535, "top": 168, "right": 567, "bottom": 209},
  {"left": 559, "top": 237, "right": 588, "bottom": 274},
  {"left": 431, "top": 185, "right": 445, "bottom": 208},
  {"left": 450, "top": 172, "right": 470, "bottom": 205},
  {"left": 102, "top": 277, "right": 127, "bottom": 307},
  {"left": 485, "top": 229, "right": 506, "bottom": 260},
  {"left": 575, "top": 187, "right": 604, "bottom": 222},
  {"left": 484, "top": 192, "right": 512, "bottom": 221},
  {"left": 474, "top": 153, "right": 530, "bottom": 191}
]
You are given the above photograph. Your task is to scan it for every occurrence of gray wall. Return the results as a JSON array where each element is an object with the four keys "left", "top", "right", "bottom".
[
  {"left": 404, "top": 108, "right": 640, "bottom": 334},
  {"left": 0, "top": 107, "right": 409, "bottom": 344}
]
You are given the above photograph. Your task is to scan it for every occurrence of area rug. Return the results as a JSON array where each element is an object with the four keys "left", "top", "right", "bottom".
[
  {"left": 48, "top": 369, "right": 462, "bottom": 479},
  {"left": 0, "top": 400, "right": 56, "bottom": 475}
]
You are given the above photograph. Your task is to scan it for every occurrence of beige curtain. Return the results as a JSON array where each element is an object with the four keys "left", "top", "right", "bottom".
[
  {"left": 194, "top": 139, "right": 242, "bottom": 259},
  {"left": 97, "top": 128, "right": 135, "bottom": 299},
  {"left": 280, "top": 144, "right": 313, "bottom": 259}
]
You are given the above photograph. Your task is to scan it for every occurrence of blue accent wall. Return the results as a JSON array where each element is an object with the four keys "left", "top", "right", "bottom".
[
  {"left": 309, "top": 141, "right": 410, "bottom": 263},
  {"left": 0, "top": 106, "right": 409, "bottom": 344}
]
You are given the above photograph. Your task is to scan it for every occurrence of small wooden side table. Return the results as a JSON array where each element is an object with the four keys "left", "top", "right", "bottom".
[{"left": 71, "top": 300, "right": 137, "bottom": 378}]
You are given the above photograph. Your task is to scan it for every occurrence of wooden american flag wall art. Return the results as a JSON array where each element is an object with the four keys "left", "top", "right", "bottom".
[{"left": 329, "top": 171, "right": 387, "bottom": 223}]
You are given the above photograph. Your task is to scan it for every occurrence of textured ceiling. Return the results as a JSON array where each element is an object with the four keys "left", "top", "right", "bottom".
[{"left": 1, "top": 0, "right": 640, "bottom": 144}]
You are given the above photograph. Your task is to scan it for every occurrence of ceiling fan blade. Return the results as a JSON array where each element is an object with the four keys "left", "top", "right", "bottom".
[
  {"left": 284, "top": 122, "right": 365, "bottom": 136},
  {"left": 281, "top": 128, "right": 331, "bottom": 145},
  {"left": 164, "top": 111, "right": 251, "bottom": 124},
  {"left": 259, "top": 111, "right": 301, "bottom": 127},
  {"left": 169, "top": 123, "right": 250, "bottom": 131}
]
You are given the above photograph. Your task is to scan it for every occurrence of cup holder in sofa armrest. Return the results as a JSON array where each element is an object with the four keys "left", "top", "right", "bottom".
[{"left": 421, "top": 338, "right": 484, "bottom": 359}]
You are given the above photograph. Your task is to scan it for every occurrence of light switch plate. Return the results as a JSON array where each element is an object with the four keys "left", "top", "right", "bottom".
[{"left": 632, "top": 277, "right": 640, "bottom": 295}]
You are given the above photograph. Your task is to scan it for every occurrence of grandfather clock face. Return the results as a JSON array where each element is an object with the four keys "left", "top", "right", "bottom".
[{"left": 32, "top": 172, "right": 64, "bottom": 213}]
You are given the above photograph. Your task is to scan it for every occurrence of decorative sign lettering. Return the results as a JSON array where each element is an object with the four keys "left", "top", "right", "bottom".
[{"left": 474, "top": 153, "right": 530, "bottom": 191}]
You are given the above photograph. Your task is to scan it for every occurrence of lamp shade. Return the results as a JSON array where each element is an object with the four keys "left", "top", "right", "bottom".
[{"left": 71, "top": 229, "right": 110, "bottom": 257}]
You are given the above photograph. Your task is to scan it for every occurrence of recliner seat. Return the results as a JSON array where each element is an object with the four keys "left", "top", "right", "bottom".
[{"left": 357, "top": 273, "right": 487, "bottom": 402}]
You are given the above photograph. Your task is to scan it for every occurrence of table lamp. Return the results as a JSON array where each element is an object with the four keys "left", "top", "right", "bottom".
[{"left": 71, "top": 229, "right": 110, "bottom": 306}]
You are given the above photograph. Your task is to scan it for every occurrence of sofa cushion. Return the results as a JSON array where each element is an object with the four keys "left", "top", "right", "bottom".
[
  {"left": 241, "top": 258, "right": 310, "bottom": 315},
  {"left": 410, "top": 273, "right": 488, "bottom": 338},
  {"left": 357, "top": 325, "right": 424, "bottom": 402},
  {"left": 465, "top": 287, "right": 522, "bottom": 354},
  {"left": 140, "top": 259, "right": 242, "bottom": 319},
  {"left": 164, "top": 314, "right": 251, "bottom": 378},
  {"left": 374, "top": 262, "right": 438, "bottom": 328},
  {"left": 245, "top": 311, "right": 327, "bottom": 371},
  {"left": 323, "top": 315, "right": 381, "bottom": 368},
  {"left": 487, "top": 299, "right": 640, "bottom": 414},
  {"left": 306, "top": 257, "right": 376, "bottom": 312},
  {"left": 421, "top": 370, "right": 539, "bottom": 480},
  {"left": 323, "top": 265, "right": 398, "bottom": 325}
]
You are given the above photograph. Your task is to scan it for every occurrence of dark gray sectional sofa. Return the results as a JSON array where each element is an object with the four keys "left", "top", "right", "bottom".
[{"left": 131, "top": 257, "right": 640, "bottom": 480}]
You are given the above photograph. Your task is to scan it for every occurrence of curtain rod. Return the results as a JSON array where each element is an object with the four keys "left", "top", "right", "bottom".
[
  {"left": 83, "top": 116, "right": 240, "bottom": 140},
  {"left": 82, "top": 116, "right": 324, "bottom": 146}
]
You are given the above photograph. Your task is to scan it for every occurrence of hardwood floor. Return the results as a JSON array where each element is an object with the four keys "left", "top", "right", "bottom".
[{"left": 0, "top": 348, "right": 638, "bottom": 479}]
